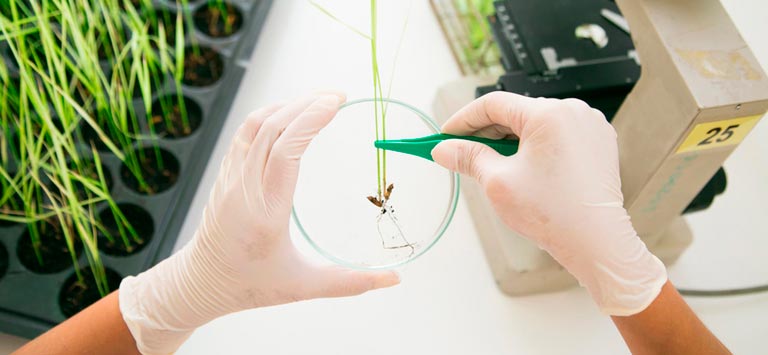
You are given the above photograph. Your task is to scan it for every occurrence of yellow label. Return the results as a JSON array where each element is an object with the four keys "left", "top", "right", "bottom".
[{"left": 676, "top": 114, "right": 763, "bottom": 153}]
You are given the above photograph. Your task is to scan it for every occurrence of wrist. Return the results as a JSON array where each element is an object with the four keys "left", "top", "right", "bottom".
[
  {"left": 537, "top": 205, "right": 667, "bottom": 316},
  {"left": 585, "top": 248, "right": 667, "bottom": 316},
  {"left": 576, "top": 216, "right": 668, "bottom": 316},
  {"left": 119, "top": 252, "right": 197, "bottom": 355},
  {"left": 119, "top": 239, "right": 232, "bottom": 355}
]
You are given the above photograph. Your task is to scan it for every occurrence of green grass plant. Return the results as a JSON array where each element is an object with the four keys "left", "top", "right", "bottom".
[
  {"left": 310, "top": 0, "right": 408, "bottom": 202},
  {"left": 0, "top": 0, "right": 194, "bottom": 296},
  {"left": 207, "top": 0, "right": 233, "bottom": 36}
]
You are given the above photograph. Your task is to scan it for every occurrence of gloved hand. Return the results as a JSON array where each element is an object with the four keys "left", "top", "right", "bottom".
[
  {"left": 431, "top": 92, "right": 666, "bottom": 316},
  {"left": 119, "top": 93, "right": 400, "bottom": 355}
]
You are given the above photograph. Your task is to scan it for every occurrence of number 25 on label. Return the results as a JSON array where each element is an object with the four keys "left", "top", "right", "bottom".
[{"left": 676, "top": 114, "right": 763, "bottom": 154}]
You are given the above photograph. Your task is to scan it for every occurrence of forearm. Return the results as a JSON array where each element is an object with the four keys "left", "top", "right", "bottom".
[
  {"left": 13, "top": 291, "right": 140, "bottom": 355},
  {"left": 611, "top": 281, "right": 730, "bottom": 355}
]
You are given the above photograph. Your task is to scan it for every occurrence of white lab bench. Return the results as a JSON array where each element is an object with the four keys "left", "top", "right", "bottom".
[{"left": 2, "top": 0, "right": 767, "bottom": 354}]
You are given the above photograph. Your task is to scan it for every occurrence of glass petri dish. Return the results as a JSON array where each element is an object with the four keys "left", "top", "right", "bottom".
[{"left": 292, "top": 98, "right": 459, "bottom": 269}]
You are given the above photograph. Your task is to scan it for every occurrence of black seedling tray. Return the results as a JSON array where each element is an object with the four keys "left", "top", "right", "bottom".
[{"left": 0, "top": 0, "right": 272, "bottom": 338}]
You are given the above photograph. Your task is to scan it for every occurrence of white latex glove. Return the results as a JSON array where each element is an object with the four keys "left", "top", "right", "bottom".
[
  {"left": 119, "top": 93, "right": 400, "bottom": 355},
  {"left": 431, "top": 92, "right": 666, "bottom": 316}
]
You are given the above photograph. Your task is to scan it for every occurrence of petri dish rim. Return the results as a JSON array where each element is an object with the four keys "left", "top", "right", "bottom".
[{"left": 291, "top": 97, "right": 460, "bottom": 270}]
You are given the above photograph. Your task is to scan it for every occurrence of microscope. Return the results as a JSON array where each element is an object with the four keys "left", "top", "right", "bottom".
[{"left": 433, "top": 0, "right": 768, "bottom": 295}]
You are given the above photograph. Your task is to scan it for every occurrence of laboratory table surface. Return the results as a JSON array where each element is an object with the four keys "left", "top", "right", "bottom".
[{"left": 2, "top": 0, "right": 768, "bottom": 354}]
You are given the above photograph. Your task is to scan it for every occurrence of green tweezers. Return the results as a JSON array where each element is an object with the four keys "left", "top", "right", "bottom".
[{"left": 374, "top": 133, "right": 519, "bottom": 162}]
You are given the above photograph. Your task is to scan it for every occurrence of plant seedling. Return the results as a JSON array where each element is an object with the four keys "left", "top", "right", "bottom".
[
  {"left": 202, "top": 0, "right": 240, "bottom": 37},
  {"left": 311, "top": 1, "right": 416, "bottom": 254}
]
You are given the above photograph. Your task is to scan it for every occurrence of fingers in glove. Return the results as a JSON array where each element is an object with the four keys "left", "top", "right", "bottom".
[
  {"left": 212, "top": 103, "right": 286, "bottom": 202},
  {"left": 431, "top": 139, "right": 507, "bottom": 186},
  {"left": 271, "top": 92, "right": 345, "bottom": 162},
  {"left": 304, "top": 265, "right": 400, "bottom": 299},
  {"left": 472, "top": 124, "right": 518, "bottom": 140},
  {"left": 226, "top": 103, "right": 286, "bottom": 175},
  {"left": 262, "top": 92, "right": 345, "bottom": 198},
  {"left": 441, "top": 91, "right": 553, "bottom": 139},
  {"left": 245, "top": 95, "right": 325, "bottom": 176}
]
